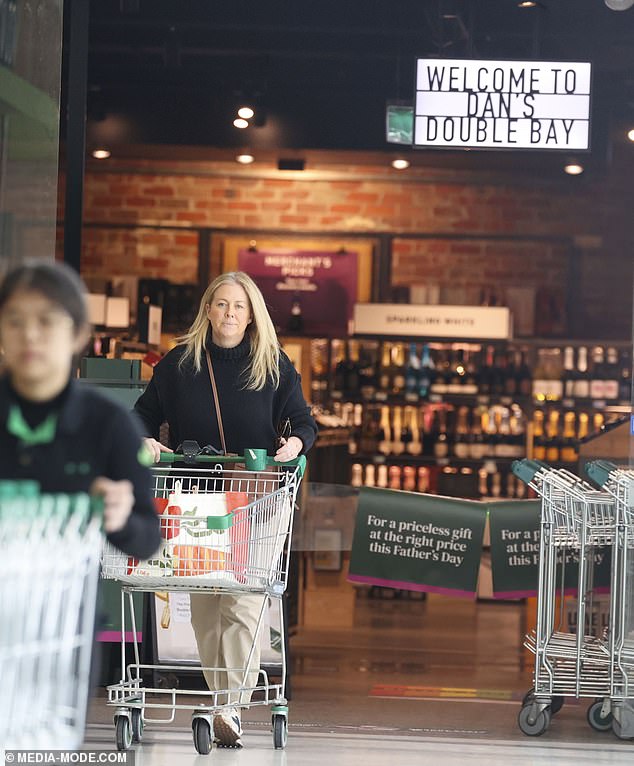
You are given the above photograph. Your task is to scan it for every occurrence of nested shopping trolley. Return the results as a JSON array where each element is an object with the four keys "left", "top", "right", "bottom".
[
  {"left": 586, "top": 460, "right": 634, "bottom": 738},
  {"left": 512, "top": 459, "right": 617, "bottom": 737},
  {"left": 0, "top": 482, "right": 102, "bottom": 749},
  {"left": 101, "top": 446, "right": 305, "bottom": 754}
]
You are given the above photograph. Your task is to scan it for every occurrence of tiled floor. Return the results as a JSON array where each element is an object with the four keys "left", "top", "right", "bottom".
[{"left": 84, "top": 592, "right": 634, "bottom": 763}]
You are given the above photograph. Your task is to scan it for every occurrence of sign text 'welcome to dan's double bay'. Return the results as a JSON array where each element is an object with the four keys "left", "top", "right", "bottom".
[{"left": 415, "top": 59, "right": 591, "bottom": 150}]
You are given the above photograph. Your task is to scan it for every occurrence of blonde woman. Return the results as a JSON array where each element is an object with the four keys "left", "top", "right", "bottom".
[{"left": 134, "top": 271, "right": 317, "bottom": 747}]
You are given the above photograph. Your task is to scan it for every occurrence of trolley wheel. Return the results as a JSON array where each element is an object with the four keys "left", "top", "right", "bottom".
[
  {"left": 550, "top": 696, "right": 564, "bottom": 715},
  {"left": 193, "top": 718, "right": 212, "bottom": 755},
  {"left": 272, "top": 714, "right": 288, "bottom": 750},
  {"left": 131, "top": 708, "right": 144, "bottom": 742},
  {"left": 587, "top": 700, "right": 613, "bottom": 732},
  {"left": 518, "top": 704, "right": 551, "bottom": 736},
  {"left": 115, "top": 716, "right": 133, "bottom": 751}
]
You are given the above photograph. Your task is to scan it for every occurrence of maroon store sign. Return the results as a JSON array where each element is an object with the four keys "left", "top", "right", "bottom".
[{"left": 238, "top": 248, "right": 358, "bottom": 337}]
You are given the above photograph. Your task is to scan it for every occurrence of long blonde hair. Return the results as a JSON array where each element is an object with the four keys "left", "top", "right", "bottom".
[{"left": 177, "top": 271, "right": 280, "bottom": 390}]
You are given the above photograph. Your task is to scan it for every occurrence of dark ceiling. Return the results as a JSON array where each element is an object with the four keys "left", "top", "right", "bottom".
[{"left": 74, "top": 0, "right": 634, "bottom": 170}]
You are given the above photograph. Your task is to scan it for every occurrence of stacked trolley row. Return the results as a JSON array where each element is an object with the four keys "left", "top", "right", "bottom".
[
  {"left": 586, "top": 460, "right": 634, "bottom": 738},
  {"left": 512, "top": 459, "right": 617, "bottom": 737},
  {"left": 101, "top": 447, "right": 305, "bottom": 755},
  {"left": 0, "top": 482, "right": 102, "bottom": 750}
]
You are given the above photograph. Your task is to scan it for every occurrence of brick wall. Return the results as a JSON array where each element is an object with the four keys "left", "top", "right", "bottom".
[{"left": 58, "top": 143, "right": 634, "bottom": 338}]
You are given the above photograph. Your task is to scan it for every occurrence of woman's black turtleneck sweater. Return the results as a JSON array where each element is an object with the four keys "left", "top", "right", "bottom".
[{"left": 134, "top": 336, "right": 317, "bottom": 456}]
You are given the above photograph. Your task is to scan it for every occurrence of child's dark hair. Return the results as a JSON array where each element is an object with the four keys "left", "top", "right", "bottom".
[{"left": 0, "top": 260, "right": 88, "bottom": 332}]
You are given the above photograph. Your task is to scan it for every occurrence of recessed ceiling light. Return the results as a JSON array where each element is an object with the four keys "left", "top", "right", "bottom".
[
  {"left": 237, "top": 106, "right": 255, "bottom": 120},
  {"left": 391, "top": 159, "right": 410, "bottom": 170},
  {"left": 518, "top": 1, "right": 537, "bottom": 7},
  {"left": 236, "top": 154, "right": 255, "bottom": 164},
  {"left": 627, "top": 128, "right": 634, "bottom": 142},
  {"left": 564, "top": 162, "right": 584, "bottom": 175},
  {"left": 92, "top": 148, "right": 111, "bottom": 159},
  {"left": 233, "top": 118, "right": 249, "bottom": 129}
]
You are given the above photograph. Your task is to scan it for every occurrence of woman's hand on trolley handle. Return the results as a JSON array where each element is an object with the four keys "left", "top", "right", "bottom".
[
  {"left": 274, "top": 435, "right": 303, "bottom": 462},
  {"left": 143, "top": 437, "right": 174, "bottom": 463},
  {"left": 91, "top": 477, "right": 135, "bottom": 533}
]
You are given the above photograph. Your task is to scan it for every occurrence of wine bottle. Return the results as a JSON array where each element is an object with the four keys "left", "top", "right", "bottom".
[
  {"left": 310, "top": 339, "right": 329, "bottom": 405},
  {"left": 431, "top": 349, "right": 450, "bottom": 395},
  {"left": 359, "top": 341, "right": 379, "bottom": 399},
  {"left": 402, "top": 465, "right": 416, "bottom": 492},
  {"left": 545, "top": 409, "right": 561, "bottom": 463},
  {"left": 532, "top": 347, "right": 563, "bottom": 402},
  {"left": 418, "top": 344, "right": 434, "bottom": 399},
  {"left": 506, "top": 472, "right": 516, "bottom": 499},
  {"left": 509, "top": 405, "right": 527, "bottom": 459},
  {"left": 400, "top": 405, "right": 413, "bottom": 454},
  {"left": 332, "top": 339, "right": 346, "bottom": 398},
  {"left": 349, "top": 403, "right": 363, "bottom": 456},
  {"left": 378, "top": 406, "right": 392, "bottom": 455},
  {"left": 417, "top": 466, "right": 430, "bottom": 493},
  {"left": 478, "top": 467, "right": 489, "bottom": 498},
  {"left": 491, "top": 350, "right": 506, "bottom": 397},
  {"left": 577, "top": 411, "right": 590, "bottom": 443},
  {"left": 351, "top": 463, "right": 363, "bottom": 487},
  {"left": 378, "top": 343, "right": 392, "bottom": 392},
  {"left": 504, "top": 350, "right": 517, "bottom": 397},
  {"left": 364, "top": 464, "right": 376, "bottom": 487},
  {"left": 434, "top": 409, "right": 449, "bottom": 459},
  {"left": 562, "top": 346, "right": 576, "bottom": 400},
  {"left": 360, "top": 406, "right": 380, "bottom": 453},
  {"left": 391, "top": 343, "right": 406, "bottom": 394},
  {"left": 469, "top": 406, "right": 487, "bottom": 460},
  {"left": 533, "top": 409, "right": 546, "bottom": 462},
  {"left": 573, "top": 346, "right": 590, "bottom": 399},
  {"left": 388, "top": 465, "right": 402, "bottom": 490},
  {"left": 406, "top": 406, "right": 423, "bottom": 456},
  {"left": 453, "top": 406, "right": 470, "bottom": 459},
  {"left": 480, "top": 346, "right": 495, "bottom": 396},
  {"left": 391, "top": 406, "right": 405, "bottom": 456},
  {"left": 463, "top": 350, "right": 479, "bottom": 395},
  {"left": 343, "top": 340, "right": 361, "bottom": 396},
  {"left": 560, "top": 411, "right": 578, "bottom": 463},
  {"left": 619, "top": 350, "right": 632, "bottom": 403},
  {"left": 405, "top": 342, "right": 420, "bottom": 396},
  {"left": 516, "top": 349, "right": 532, "bottom": 398},
  {"left": 491, "top": 471, "right": 502, "bottom": 499},
  {"left": 496, "top": 407, "right": 513, "bottom": 458},
  {"left": 604, "top": 347, "right": 620, "bottom": 401},
  {"left": 590, "top": 346, "right": 606, "bottom": 400},
  {"left": 376, "top": 464, "right": 389, "bottom": 489},
  {"left": 592, "top": 412, "right": 605, "bottom": 435}
]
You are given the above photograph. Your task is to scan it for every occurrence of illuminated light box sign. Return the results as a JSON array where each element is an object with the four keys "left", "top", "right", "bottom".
[
  {"left": 353, "top": 303, "right": 512, "bottom": 340},
  {"left": 414, "top": 58, "right": 591, "bottom": 150}
]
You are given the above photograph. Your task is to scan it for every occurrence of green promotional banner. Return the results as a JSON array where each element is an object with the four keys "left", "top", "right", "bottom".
[
  {"left": 348, "top": 487, "right": 487, "bottom": 598},
  {"left": 488, "top": 500, "right": 611, "bottom": 599}
]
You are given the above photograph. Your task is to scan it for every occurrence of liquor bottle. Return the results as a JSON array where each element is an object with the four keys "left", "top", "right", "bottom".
[
  {"left": 434, "top": 409, "right": 449, "bottom": 459},
  {"left": 378, "top": 406, "right": 392, "bottom": 455},
  {"left": 589, "top": 346, "right": 606, "bottom": 400},
  {"left": 562, "top": 346, "right": 576, "bottom": 400},
  {"left": 391, "top": 406, "right": 405, "bottom": 456},
  {"left": 332, "top": 339, "right": 346, "bottom": 398},
  {"left": 376, "top": 464, "right": 389, "bottom": 489},
  {"left": 388, "top": 465, "right": 402, "bottom": 490},
  {"left": 469, "top": 406, "right": 487, "bottom": 460},
  {"left": 533, "top": 409, "right": 547, "bottom": 461},
  {"left": 516, "top": 349, "right": 533, "bottom": 398},
  {"left": 391, "top": 343, "right": 406, "bottom": 394},
  {"left": 378, "top": 343, "right": 393, "bottom": 392},
  {"left": 406, "top": 406, "right": 423, "bottom": 456},
  {"left": 287, "top": 294, "right": 304, "bottom": 333},
  {"left": 405, "top": 342, "right": 420, "bottom": 396},
  {"left": 532, "top": 347, "right": 563, "bottom": 402},
  {"left": 418, "top": 344, "right": 434, "bottom": 399},
  {"left": 417, "top": 466, "right": 430, "bottom": 493},
  {"left": 604, "top": 347, "right": 620, "bottom": 401},
  {"left": 402, "top": 465, "right": 416, "bottom": 492},
  {"left": 364, "top": 464, "right": 376, "bottom": 487},
  {"left": 351, "top": 463, "right": 363, "bottom": 487},
  {"left": 619, "top": 350, "right": 632, "bottom": 403},
  {"left": 545, "top": 409, "right": 561, "bottom": 463},
  {"left": 453, "top": 406, "right": 470, "bottom": 459},
  {"left": 573, "top": 346, "right": 590, "bottom": 399},
  {"left": 504, "top": 350, "right": 517, "bottom": 397},
  {"left": 560, "top": 411, "right": 578, "bottom": 463}
]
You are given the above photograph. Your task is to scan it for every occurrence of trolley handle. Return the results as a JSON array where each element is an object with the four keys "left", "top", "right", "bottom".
[
  {"left": 512, "top": 458, "right": 549, "bottom": 485},
  {"left": 585, "top": 460, "right": 618, "bottom": 488},
  {"left": 158, "top": 446, "right": 306, "bottom": 477}
]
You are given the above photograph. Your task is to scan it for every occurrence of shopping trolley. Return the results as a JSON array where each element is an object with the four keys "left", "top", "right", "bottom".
[
  {"left": 512, "top": 459, "right": 616, "bottom": 736},
  {"left": 586, "top": 460, "right": 634, "bottom": 738},
  {"left": 0, "top": 482, "right": 103, "bottom": 750},
  {"left": 101, "top": 446, "right": 305, "bottom": 754}
]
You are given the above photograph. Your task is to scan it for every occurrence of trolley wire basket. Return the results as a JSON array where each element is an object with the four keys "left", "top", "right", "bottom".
[{"left": 0, "top": 483, "right": 102, "bottom": 750}]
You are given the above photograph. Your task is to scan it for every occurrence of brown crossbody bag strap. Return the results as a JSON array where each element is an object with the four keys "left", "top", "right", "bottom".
[{"left": 205, "top": 350, "right": 227, "bottom": 455}]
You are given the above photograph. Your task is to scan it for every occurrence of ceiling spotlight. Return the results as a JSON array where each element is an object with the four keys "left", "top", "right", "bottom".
[
  {"left": 391, "top": 158, "right": 410, "bottom": 170},
  {"left": 92, "top": 148, "right": 111, "bottom": 159},
  {"left": 233, "top": 118, "right": 249, "bottom": 129},
  {"left": 236, "top": 154, "right": 255, "bottom": 164},
  {"left": 517, "top": 1, "right": 537, "bottom": 7},
  {"left": 237, "top": 106, "right": 255, "bottom": 120},
  {"left": 564, "top": 162, "right": 584, "bottom": 175},
  {"left": 627, "top": 128, "right": 634, "bottom": 142},
  {"left": 604, "top": 0, "right": 634, "bottom": 10}
]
